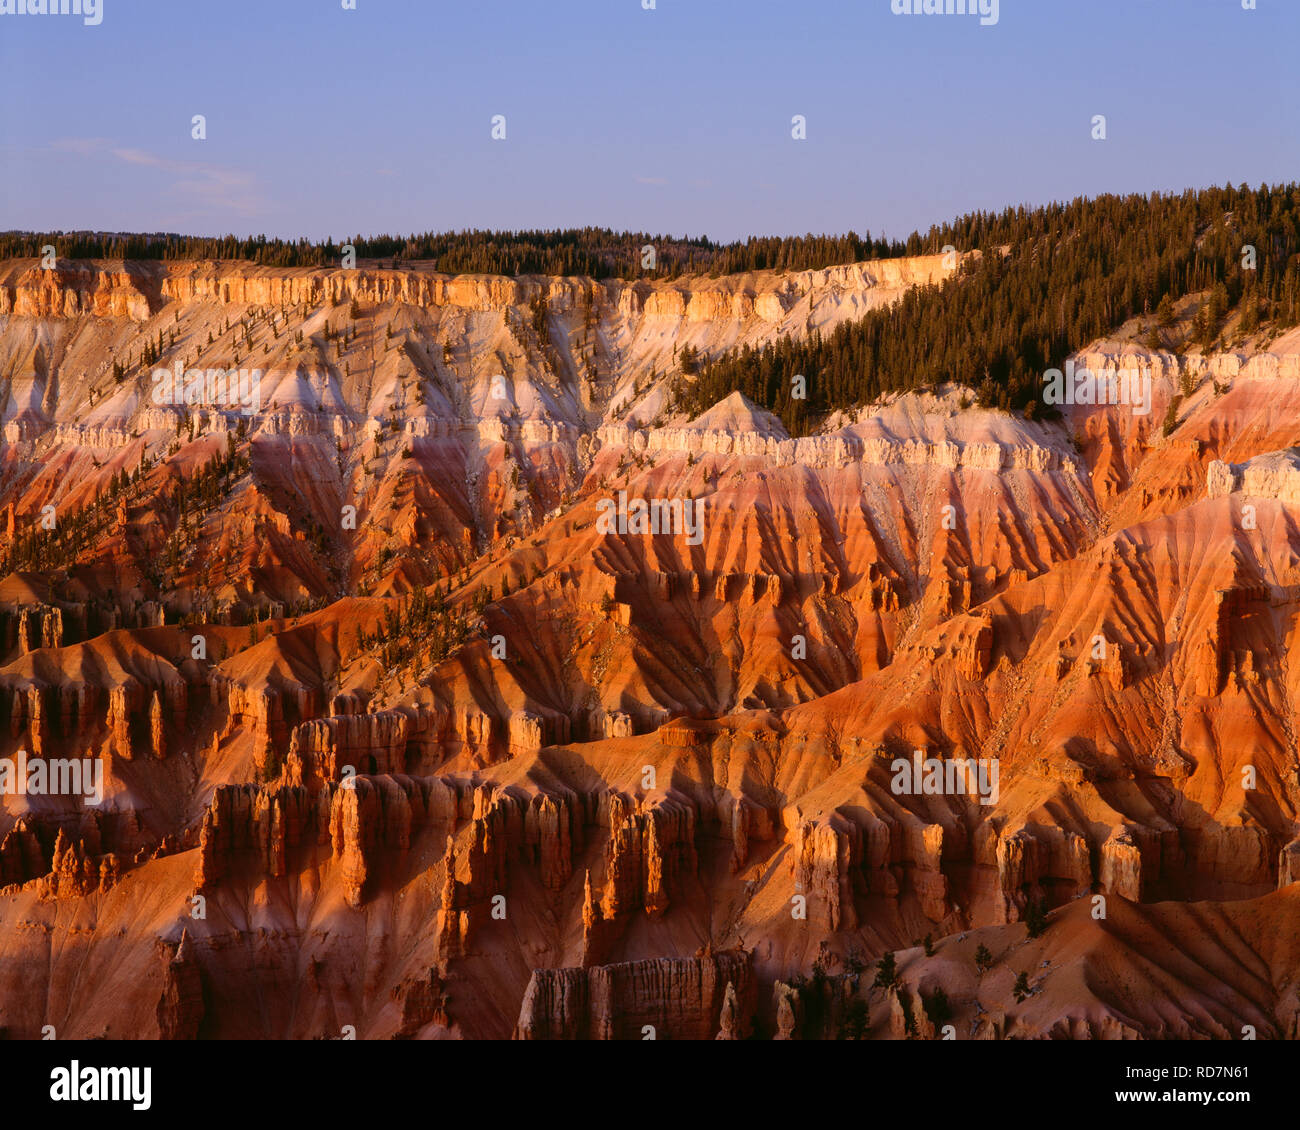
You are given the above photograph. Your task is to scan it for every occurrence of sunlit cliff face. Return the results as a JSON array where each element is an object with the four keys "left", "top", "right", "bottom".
[{"left": 2, "top": 255, "right": 1300, "bottom": 1039}]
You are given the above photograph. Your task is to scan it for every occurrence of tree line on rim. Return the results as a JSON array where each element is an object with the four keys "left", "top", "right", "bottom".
[
  {"left": 0, "top": 228, "right": 906, "bottom": 279},
  {"left": 672, "top": 183, "right": 1300, "bottom": 434}
]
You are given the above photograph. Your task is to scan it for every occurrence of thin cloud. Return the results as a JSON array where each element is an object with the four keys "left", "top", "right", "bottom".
[
  {"left": 47, "top": 137, "right": 113, "bottom": 155},
  {"left": 45, "top": 139, "right": 264, "bottom": 219},
  {"left": 112, "top": 147, "right": 258, "bottom": 208}
]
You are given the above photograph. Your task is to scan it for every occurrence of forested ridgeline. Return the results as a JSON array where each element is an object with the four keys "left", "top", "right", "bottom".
[
  {"left": 673, "top": 184, "right": 1300, "bottom": 434},
  {"left": 5, "top": 185, "right": 1298, "bottom": 436},
  {"left": 0, "top": 228, "right": 906, "bottom": 279}
]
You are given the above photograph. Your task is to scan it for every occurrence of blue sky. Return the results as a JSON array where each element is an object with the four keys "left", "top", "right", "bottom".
[{"left": 0, "top": 0, "right": 1296, "bottom": 243}]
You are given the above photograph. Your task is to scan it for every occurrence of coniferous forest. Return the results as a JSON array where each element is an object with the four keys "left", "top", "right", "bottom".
[
  {"left": 0, "top": 227, "right": 903, "bottom": 279},
  {"left": 674, "top": 185, "right": 1300, "bottom": 433}
]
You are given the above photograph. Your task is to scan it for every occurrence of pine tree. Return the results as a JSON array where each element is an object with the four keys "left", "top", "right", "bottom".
[
  {"left": 873, "top": 951, "right": 900, "bottom": 994},
  {"left": 922, "top": 987, "right": 951, "bottom": 1027},
  {"left": 1013, "top": 972, "right": 1031, "bottom": 1003},
  {"left": 836, "top": 999, "right": 870, "bottom": 1040},
  {"left": 1025, "top": 897, "right": 1049, "bottom": 938}
]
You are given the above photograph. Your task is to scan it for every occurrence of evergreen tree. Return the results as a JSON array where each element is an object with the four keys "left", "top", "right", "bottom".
[
  {"left": 922, "top": 987, "right": 952, "bottom": 1027},
  {"left": 1025, "top": 898, "right": 1049, "bottom": 938},
  {"left": 873, "top": 951, "right": 901, "bottom": 994}
]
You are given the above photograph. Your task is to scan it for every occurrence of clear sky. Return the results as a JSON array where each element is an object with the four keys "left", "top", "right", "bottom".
[{"left": 0, "top": 0, "right": 1296, "bottom": 244}]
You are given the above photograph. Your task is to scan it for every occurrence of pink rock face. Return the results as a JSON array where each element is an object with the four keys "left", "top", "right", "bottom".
[{"left": 1, "top": 259, "right": 1300, "bottom": 1038}]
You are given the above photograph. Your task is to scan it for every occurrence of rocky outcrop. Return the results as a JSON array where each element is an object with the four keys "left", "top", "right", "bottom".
[
  {"left": 773, "top": 982, "right": 801, "bottom": 1039},
  {"left": 995, "top": 825, "right": 1095, "bottom": 920},
  {"left": 715, "top": 981, "right": 748, "bottom": 1040},
  {"left": 1100, "top": 827, "right": 1144, "bottom": 901},
  {"left": 514, "top": 950, "right": 754, "bottom": 1040},
  {"left": 0, "top": 818, "right": 45, "bottom": 889},
  {"left": 0, "top": 816, "right": 121, "bottom": 898},
  {"left": 2, "top": 602, "right": 65, "bottom": 656},
  {"left": 39, "top": 828, "right": 119, "bottom": 900},
  {"left": 597, "top": 793, "right": 697, "bottom": 921},
  {"left": 1279, "top": 838, "right": 1300, "bottom": 889},
  {"left": 194, "top": 783, "right": 333, "bottom": 890},
  {"left": 1207, "top": 450, "right": 1300, "bottom": 503},
  {"left": 156, "top": 931, "right": 205, "bottom": 1040},
  {"left": 391, "top": 969, "right": 452, "bottom": 1037},
  {"left": 0, "top": 262, "right": 158, "bottom": 320},
  {"left": 792, "top": 817, "right": 857, "bottom": 931},
  {"left": 595, "top": 423, "right": 1072, "bottom": 476},
  {"left": 287, "top": 710, "right": 410, "bottom": 781},
  {"left": 149, "top": 690, "right": 167, "bottom": 759}
]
